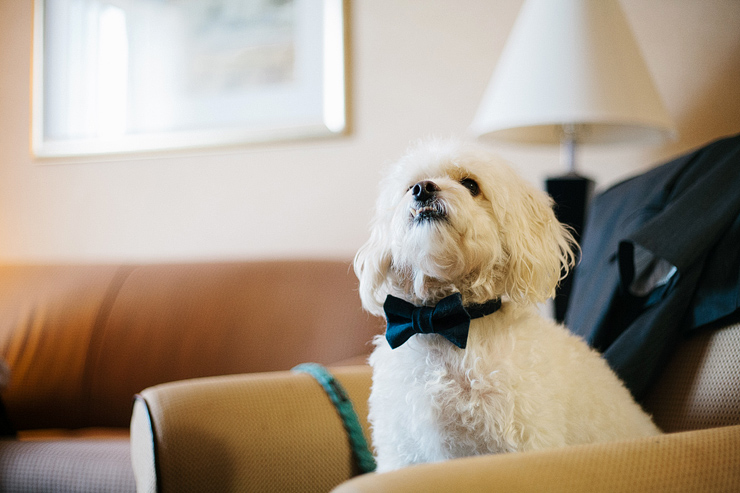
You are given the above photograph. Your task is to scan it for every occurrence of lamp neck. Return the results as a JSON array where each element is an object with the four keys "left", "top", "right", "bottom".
[{"left": 561, "top": 124, "right": 578, "bottom": 174}]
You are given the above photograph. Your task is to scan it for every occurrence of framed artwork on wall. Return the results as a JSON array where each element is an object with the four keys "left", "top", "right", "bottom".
[{"left": 31, "top": 0, "right": 347, "bottom": 157}]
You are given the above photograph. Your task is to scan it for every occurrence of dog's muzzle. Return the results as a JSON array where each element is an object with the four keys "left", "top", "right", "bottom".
[{"left": 410, "top": 180, "right": 446, "bottom": 223}]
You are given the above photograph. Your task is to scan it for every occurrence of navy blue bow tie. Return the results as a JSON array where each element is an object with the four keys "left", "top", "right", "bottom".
[{"left": 383, "top": 293, "right": 502, "bottom": 349}]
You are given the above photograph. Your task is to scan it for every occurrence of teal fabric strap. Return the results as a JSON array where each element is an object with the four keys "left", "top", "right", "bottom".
[{"left": 292, "top": 363, "right": 377, "bottom": 474}]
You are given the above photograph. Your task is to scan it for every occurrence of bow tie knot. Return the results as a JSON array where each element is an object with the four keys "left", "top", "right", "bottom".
[{"left": 383, "top": 293, "right": 502, "bottom": 349}]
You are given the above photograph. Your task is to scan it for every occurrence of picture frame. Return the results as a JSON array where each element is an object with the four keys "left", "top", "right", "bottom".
[{"left": 31, "top": 0, "right": 347, "bottom": 157}]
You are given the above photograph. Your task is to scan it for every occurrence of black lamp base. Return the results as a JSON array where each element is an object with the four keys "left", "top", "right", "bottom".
[{"left": 546, "top": 173, "right": 594, "bottom": 322}]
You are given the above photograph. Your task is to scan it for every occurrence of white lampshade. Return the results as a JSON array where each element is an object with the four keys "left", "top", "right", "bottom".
[{"left": 470, "top": 0, "right": 677, "bottom": 146}]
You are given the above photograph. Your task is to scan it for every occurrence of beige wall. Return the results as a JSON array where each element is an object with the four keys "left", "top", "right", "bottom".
[{"left": 1, "top": 0, "right": 739, "bottom": 263}]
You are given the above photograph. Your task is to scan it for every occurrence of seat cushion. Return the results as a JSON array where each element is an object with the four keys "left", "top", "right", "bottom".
[{"left": 0, "top": 433, "right": 134, "bottom": 493}]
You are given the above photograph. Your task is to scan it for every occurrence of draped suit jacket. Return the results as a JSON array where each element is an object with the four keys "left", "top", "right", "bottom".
[{"left": 565, "top": 134, "right": 740, "bottom": 401}]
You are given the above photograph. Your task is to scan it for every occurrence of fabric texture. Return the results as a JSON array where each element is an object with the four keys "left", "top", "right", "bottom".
[
  {"left": 332, "top": 425, "right": 740, "bottom": 493},
  {"left": 131, "top": 366, "right": 374, "bottom": 493},
  {"left": 565, "top": 134, "right": 740, "bottom": 400},
  {"left": 383, "top": 293, "right": 501, "bottom": 349},
  {"left": 132, "top": 323, "right": 740, "bottom": 492},
  {"left": 644, "top": 323, "right": 740, "bottom": 432},
  {"left": 130, "top": 399, "right": 157, "bottom": 493},
  {"left": 0, "top": 439, "right": 135, "bottom": 493}
]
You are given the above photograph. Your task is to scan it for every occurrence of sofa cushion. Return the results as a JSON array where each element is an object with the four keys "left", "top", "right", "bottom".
[
  {"left": 0, "top": 437, "right": 134, "bottom": 492},
  {"left": 91, "top": 261, "right": 382, "bottom": 427}
]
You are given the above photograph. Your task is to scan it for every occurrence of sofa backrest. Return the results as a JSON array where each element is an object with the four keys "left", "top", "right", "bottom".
[
  {"left": 643, "top": 322, "right": 740, "bottom": 432},
  {"left": 0, "top": 261, "right": 383, "bottom": 430}
]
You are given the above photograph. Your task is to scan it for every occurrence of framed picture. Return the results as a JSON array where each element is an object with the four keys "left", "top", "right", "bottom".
[{"left": 31, "top": 0, "right": 347, "bottom": 157}]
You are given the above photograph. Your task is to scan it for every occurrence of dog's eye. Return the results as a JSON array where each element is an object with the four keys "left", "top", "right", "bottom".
[{"left": 460, "top": 178, "right": 480, "bottom": 196}]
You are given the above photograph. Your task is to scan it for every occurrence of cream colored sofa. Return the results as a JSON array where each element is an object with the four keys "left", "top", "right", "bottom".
[{"left": 131, "top": 321, "right": 740, "bottom": 492}]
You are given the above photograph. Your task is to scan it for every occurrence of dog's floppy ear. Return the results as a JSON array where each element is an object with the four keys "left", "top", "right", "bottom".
[
  {"left": 354, "top": 215, "right": 393, "bottom": 317},
  {"left": 497, "top": 179, "right": 576, "bottom": 304}
]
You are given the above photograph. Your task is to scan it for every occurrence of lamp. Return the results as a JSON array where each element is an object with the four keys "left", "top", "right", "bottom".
[{"left": 470, "top": 0, "right": 676, "bottom": 320}]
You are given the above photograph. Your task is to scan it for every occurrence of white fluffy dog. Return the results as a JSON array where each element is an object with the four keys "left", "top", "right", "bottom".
[{"left": 354, "top": 139, "right": 660, "bottom": 472}]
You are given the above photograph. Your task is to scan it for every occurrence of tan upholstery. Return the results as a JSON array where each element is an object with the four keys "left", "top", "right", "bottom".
[
  {"left": 0, "top": 261, "right": 381, "bottom": 492},
  {"left": 333, "top": 425, "right": 740, "bottom": 493},
  {"left": 131, "top": 366, "right": 373, "bottom": 493},
  {"left": 131, "top": 322, "right": 740, "bottom": 493},
  {"left": 644, "top": 322, "right": 740, "bottom": 432}
]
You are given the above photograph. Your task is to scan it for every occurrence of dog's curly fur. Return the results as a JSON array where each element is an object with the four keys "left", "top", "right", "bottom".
[{"left": 354, "top": 139, "right": 660, "bottom": 472}]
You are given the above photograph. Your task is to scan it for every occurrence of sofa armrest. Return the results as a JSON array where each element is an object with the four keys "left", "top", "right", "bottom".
[
  {"left": 333, "top": 424, "right": 740, "bottom": 493},
  {"left": 130, "top": 365, "right": 373, "bottom": 493}
]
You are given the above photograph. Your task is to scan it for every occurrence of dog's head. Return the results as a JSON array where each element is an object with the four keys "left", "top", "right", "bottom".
[{"left": 354, "top": 139, "right": 576, "bottom": 316}]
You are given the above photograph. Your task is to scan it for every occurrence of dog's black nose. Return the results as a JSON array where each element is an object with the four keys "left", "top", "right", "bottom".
[{"left": 412, "top": 180, "right": 440, "bottom": 202}]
